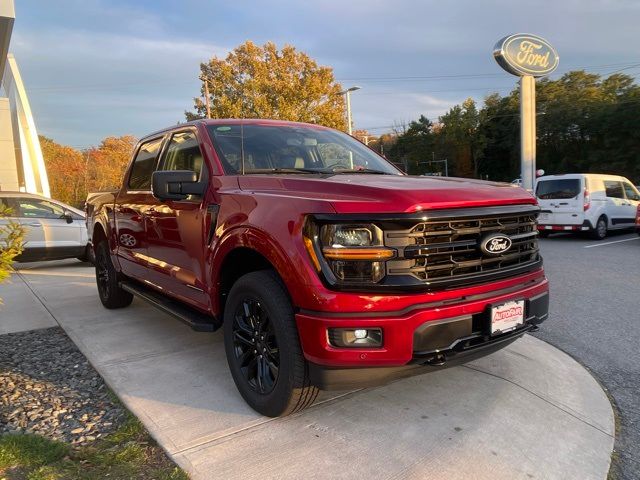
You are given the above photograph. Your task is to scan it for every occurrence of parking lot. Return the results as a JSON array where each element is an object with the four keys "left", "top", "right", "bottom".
[
  {"left": 5, "top": 231, "right": 639, "bottom": 478},
  {"left": 537, "top": 231, "right": 640, "bottom": 479}
]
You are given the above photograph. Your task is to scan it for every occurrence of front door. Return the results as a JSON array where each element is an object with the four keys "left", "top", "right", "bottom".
[
  {"left": 15, "top": 196, "right": 84, "bottom": 260},
  {"left": 621, "top": 182, "right": 640, "bottom": 226},
  {"left": 144, "top": 129, "right": 211, "bottom": 310},
  {"left": 604, "top": 180, "right": 630, "bottom": 228}
]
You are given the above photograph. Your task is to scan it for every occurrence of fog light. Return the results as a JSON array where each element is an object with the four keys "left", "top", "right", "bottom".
[
  {"left": 354, "top": 329, "right": 367, "bottom": 339},
  {"left": 328, "top": 328, "right": 383, "bottom": 348}
]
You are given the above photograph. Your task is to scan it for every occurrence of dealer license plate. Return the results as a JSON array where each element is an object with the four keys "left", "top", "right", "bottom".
[
  {"left": 539, "top": 213, "right": 550, "bottom": 222},
  {"left": 491, "top": 300, "right": 525, "bottom": 335}
]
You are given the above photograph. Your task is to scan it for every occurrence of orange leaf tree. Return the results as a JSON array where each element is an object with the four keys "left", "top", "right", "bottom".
[{"left": 188, "top": 41, "right": 347, "bottom": 130}]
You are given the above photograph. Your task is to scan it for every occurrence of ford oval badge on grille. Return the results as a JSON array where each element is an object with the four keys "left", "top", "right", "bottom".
[{"left": 480, "top": 234, "right": 512, "bottom": 256}]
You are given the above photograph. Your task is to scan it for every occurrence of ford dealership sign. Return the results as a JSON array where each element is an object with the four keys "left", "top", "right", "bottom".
[{"left": 493, "top": 34, "right": 559, "bottom": 77}]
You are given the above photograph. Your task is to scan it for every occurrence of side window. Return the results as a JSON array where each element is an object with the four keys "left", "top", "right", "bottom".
[
  {"left": 604, "top": 181, "right": 625, "bottom": 199},
  {"left": 622, "top": 182, "right": 640, "bottom": 201},
  {"left": 160, "top": 131, "right": 205, "bottom": 180},
  {"left": 17, "top": 198, "right": 66, "bottom": 219},
  {"left": 128, "top": 137, "right": 163, "bottom": 190}
]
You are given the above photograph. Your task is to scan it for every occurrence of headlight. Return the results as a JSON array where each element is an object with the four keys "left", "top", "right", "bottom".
[{"left": 304, "top": 221, "right": 395, "bottom": 285}]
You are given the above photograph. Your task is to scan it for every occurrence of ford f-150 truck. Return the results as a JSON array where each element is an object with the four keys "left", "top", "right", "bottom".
[{"left": 86, "top": 119, "right": 549, "bottom": 417}]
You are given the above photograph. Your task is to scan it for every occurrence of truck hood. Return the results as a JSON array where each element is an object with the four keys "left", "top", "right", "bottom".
[{"left": 237, "top": 174, "right": 536, "bottom": 213}]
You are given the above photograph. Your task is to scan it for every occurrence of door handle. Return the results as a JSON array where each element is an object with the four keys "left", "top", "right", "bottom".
[{"left": 27, "top": 222, "right": 42, "bottom": 227}]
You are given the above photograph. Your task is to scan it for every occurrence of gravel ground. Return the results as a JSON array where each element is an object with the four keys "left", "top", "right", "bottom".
[
  {"left": 0, "top": 326, "right": 126, "bottom": 446},
  {"left": 537, "top": 232, "right": 640, "bottom": 480}
]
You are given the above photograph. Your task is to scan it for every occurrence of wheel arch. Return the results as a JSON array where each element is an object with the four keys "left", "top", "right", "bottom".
[{"left": 213, "top": 229, "right": 302, "bottom": 319}]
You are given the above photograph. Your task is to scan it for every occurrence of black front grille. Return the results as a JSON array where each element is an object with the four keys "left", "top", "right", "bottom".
[{"left": 383, "top": 206, "right": 540, "bottom": 289}]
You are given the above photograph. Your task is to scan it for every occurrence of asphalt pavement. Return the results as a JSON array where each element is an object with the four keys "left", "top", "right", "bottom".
[
  {"left": 537, "top": 231, "right": 640, "bottom": 480},
  {"left": 1, "top": 259, "right": 615, "bottom": 480}
]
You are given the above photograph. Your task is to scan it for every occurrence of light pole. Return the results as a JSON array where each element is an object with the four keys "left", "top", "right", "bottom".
[
  {"left": 199, "top": 74, "right": 211, "bottom": 119},
  {"left": 338, "top": 86, "right": 361, "bottom": 135}
]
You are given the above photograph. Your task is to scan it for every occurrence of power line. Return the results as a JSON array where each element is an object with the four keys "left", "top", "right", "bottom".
[{"left": 24, "top": 61, "right": 640, "bottom": 93}]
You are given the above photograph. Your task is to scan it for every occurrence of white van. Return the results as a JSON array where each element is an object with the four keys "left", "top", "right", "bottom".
[{"left": 535, "top": 174, "right": 640, "bottom": 239}]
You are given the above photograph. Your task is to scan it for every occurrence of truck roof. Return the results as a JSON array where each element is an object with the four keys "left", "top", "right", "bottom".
[{"left": 142, "top": 118, "right": 331, "bottom": 143}]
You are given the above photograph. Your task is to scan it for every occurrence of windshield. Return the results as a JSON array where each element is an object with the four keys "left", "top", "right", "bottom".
[
  {"left": 206, "top": 124, "right": 401, "bottom": 175},
  {"left": 535, "top": 179, "right": 581, "bottom": 199}
]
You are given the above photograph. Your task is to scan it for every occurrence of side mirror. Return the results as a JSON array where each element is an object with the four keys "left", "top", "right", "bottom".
[
  {"left": 63, "top": 213, "right": 73, "bottom": 224},
  {"left": 152, "top": 170, "right": 206, "bottom": 201}
]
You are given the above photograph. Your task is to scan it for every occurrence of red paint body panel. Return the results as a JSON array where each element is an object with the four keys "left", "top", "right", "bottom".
[{"left": 86, "top": 119, "right": 550, "bottom": 371}]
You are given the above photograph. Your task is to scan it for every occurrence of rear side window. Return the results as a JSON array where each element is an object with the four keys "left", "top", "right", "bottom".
[
  {"left": 160, "top": 131, "right": 204, "bottom": 180},
  {"left": 604, "top": 181, "right": 625, "bottom": 199},
  {"left": 128, "top": 138, "right": 163, "bottom": 190},
  {"left": 535, "top": 179, "right": 581, "bottom": 199}
]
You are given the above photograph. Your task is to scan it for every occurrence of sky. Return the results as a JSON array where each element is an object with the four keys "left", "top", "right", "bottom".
[{"left": 7, "top": 0, "right": 640, "bottom": 148}]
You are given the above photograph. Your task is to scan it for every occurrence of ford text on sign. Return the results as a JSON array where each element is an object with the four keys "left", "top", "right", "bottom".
[{"left": 493, "top": 33, "right": 559, "bottom": 77}]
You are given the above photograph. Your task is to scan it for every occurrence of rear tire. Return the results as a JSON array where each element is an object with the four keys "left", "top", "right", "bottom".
[
  {"left": 95, "top": 241, "right": 133, "bottom": 309},
  {"left": 589, "top": 216, "right": 608, "bottom": 240},
  {"left": 223, "top": 270, "right": 318, "bottom": 417}
]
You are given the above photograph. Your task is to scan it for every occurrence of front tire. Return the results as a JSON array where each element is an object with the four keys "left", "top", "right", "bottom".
[
  {"left": 589, "top": 216, "right": 608, "bottom": 240},
  {"left": 223, "top": 270, "right": 318, "bottom": 417},
  {"left": 95, "top": 241, "right": 133, "bottom": 309}
]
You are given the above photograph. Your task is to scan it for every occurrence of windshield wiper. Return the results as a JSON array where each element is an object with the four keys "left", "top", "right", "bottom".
[{"left": 330, "top": 168, "right": 392, "bottom": 175}]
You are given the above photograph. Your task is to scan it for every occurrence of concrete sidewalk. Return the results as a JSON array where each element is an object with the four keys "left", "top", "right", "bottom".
[{"left": 1, "top": 260, "right": 615, "bottom": 480}]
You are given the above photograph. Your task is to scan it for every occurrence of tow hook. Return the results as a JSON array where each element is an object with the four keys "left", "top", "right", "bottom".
[{"left": 425, "top": 354, "right": 446, "bottom": 366}]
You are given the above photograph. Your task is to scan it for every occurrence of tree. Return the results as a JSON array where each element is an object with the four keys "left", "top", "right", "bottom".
[
  {"left": 438, "top": 98, "right": 485, "bottom": 177},
  {"left": 40, "top": 136, "right": 87, "bottom": 207},
  {"left": 187, "top": 41, "right": 347, "bottom": 130},
  {"left": 387, "top": 70, "right": 640, "bottom": 183},
  {"left": 85, "top": 136, "right": 138, "bottom": 192},
  {"left": 0, "top": 205, "right": 25, "bottom": 300},
  {"left": 388, "top": 115, "right": 436, "bottom": 174}
]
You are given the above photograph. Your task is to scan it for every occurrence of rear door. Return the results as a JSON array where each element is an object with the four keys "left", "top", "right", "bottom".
[
  {"left": 535, "top": 178, "right": 583, "bottom": 225},
  {"left": 115, "top": 136, "right": 164, "bottom": 280},
  {"left": 144, "top": 129, "right": 210, "bottom": 310},
  {"left": 603, "top": 180, "right": 629, "bottom": 228},
  {"left": 15, "top": 197, "right": 84, "bottom": 258}
]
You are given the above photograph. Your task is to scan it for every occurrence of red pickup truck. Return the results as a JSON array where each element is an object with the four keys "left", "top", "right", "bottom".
[{"left": 86, "top": 119, "right": 549, "bottom": 417}]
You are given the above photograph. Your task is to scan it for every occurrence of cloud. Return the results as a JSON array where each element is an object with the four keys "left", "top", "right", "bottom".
[{"left": 11, "top": 26, "right": 229, "bottom": 146}]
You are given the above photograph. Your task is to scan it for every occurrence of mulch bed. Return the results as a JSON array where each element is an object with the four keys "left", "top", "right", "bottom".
[{"left": 0, "top": 327, "right": 126, "bottom": 447}]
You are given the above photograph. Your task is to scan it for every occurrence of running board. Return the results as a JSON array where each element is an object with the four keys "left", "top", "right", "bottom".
[{"left": 120, "top": 281, "right": 219, "bottom": 332}]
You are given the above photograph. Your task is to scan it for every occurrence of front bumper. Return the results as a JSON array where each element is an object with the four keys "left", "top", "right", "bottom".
[{"left": 296, "top": 275, "right": 549, "bottom": 389}]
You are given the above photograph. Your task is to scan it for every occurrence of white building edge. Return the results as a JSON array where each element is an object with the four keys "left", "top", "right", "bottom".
[{"left": 0, "top": 0, "right": 50, "bottom": 197}]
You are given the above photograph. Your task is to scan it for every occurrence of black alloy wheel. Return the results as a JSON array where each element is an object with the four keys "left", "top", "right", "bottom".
[
  {"left": 231, "top": 298, "right": 280, "bottom": 395},
  {"left": 223, "top": 270, "right": 318, "bottom": 417}
]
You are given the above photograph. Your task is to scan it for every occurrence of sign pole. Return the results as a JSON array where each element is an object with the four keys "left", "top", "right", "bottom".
[
  {"left": 520, "top": 75, "right": 536, "bottom": 191},
  {"left": 493, "top": 33, "right": 558, "bottom": 191}
]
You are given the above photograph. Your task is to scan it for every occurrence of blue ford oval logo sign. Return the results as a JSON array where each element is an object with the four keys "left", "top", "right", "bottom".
[
  {"left": 493, "top": 33, "right": 559, "bottom": 77},
  {"left": 480, "top": 234, "right": 512, "bottom": 256}
]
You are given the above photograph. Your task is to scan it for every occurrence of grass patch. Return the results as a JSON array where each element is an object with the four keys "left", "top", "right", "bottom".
[
  {"left": 0, "top": 434, "right": 67, "bottom": 470},
  {"left": 0, "top": 415, "right": 188, "bottom": 480}
]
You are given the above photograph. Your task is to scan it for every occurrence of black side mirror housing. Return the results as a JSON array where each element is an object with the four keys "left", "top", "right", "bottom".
[
  {"left": 152, "top": 170, "right": 206, "bottom": 201},
  {"left": 64, "top": 213, "right": 73, "bottom": 224}
]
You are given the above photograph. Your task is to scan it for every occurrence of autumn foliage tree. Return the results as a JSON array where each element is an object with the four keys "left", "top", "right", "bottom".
[
  {"left": 188, "top": 41, "right": 347, "bottom": 130},
  {"left": 85, "top": 135, "right": 138, "bottom": 192},
  {"left": 40, "top": 136, "right": 87, "bottom": 207},
  {"left": 40, "top": 135, "right": 137, "bottom": 207}
]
